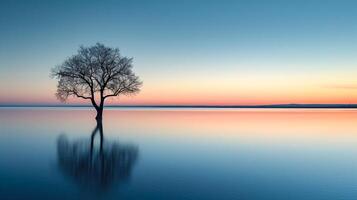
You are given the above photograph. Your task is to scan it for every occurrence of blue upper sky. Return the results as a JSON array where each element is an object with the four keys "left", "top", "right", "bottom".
[{"left": 0, "top": 0, "right": 357, "bottom": 105}]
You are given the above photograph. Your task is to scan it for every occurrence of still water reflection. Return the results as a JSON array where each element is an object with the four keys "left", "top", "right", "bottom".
[
  {"left": 57, "top": 121, "right": 138, "bottom": 192},
  {"left": 1, "top": 108, "right": 357, "bottom": 200}
]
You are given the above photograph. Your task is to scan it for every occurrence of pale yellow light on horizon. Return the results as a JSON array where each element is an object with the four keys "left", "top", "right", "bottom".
[{"left": 1, "top": 70, "right": 357, "bottom": 105}]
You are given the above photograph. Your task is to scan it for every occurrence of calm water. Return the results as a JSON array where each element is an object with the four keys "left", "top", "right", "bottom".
[{"left": 1, "top": 108, "right": 357, "bottom": 199}]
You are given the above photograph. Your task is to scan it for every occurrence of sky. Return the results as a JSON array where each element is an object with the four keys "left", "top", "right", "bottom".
[{"left": 0, "top": 0, "right": 357, "bottom": 105}]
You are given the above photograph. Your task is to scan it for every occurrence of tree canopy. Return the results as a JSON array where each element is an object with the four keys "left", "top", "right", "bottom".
[{"left": 52, "top": 43, "right": 142, "bottom": 120}]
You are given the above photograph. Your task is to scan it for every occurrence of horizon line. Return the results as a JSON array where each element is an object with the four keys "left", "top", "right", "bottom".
[{"left": 2, "top": 103, "right": 357, "bottom": 109}]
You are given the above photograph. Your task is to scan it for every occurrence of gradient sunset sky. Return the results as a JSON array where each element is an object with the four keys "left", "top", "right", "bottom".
[{"left": 0, "top": 0, "right": 357, "bottom": 105}]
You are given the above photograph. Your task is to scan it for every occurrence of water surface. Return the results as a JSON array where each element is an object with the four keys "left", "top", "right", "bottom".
[{"left": 1, "top": 108, "right": 357, "bottom": 199}]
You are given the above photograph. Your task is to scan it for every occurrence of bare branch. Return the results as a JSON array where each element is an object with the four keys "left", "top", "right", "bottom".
[{"left": 51, "top": 43, "right": 142, "bottom": 119}]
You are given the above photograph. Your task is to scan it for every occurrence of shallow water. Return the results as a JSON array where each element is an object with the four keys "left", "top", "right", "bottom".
[{"left": 1, "top": 108, "right": 357, "bottom": 200}]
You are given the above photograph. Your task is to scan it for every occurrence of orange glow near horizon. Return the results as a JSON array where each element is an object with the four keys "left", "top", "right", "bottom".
[{"left": 1, "top": 71, "right": 357, "bottom": 105}]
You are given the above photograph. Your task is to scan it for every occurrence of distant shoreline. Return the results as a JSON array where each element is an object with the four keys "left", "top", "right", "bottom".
[{"left": 1, "top": 104, "right": 357, "bottom": 109}]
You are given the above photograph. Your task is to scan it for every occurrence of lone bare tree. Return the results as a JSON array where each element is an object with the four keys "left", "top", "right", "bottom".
[{"left": 52, "top": 43, "right": 142, "bottom": 121}]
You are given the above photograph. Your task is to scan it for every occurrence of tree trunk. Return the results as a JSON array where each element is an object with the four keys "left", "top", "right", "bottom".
[
  {"left": 94, "top": 96, "right": 105, "bottom": 122},
  {"left": 95, "top": 106, "right": 103, "bottom": 122}
]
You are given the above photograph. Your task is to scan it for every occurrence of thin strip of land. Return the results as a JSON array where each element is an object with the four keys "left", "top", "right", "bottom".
[{"left": 1, "top": 104, "right": 357, "bottom": 108}]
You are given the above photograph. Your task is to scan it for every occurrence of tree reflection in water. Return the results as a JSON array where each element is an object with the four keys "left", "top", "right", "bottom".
[{"left": 57, "top": 121, "right": 139, "bottom": 192}]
